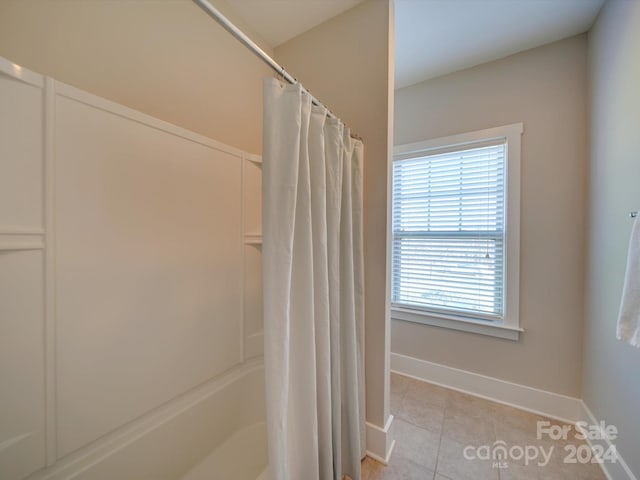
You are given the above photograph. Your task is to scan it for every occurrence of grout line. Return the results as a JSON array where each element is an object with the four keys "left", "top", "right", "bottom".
[{"left": 432, "top": 395, "right": 447, "bottom": 480}]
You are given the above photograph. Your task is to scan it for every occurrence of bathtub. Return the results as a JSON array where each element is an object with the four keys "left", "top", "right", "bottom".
[
  {"left": 32, "top": 360, "right": 268, "bottom": 480},
  {"left": 180, "top": 422, "right": 268, "bottom": 480},
  {"left": 177, "top": 362, "right": 269, "bottom": 480}
]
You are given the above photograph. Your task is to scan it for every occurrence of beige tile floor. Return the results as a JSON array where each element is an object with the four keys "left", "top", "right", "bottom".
[{"left": 362, "top": 373, "right": 607, "bottom": 480}]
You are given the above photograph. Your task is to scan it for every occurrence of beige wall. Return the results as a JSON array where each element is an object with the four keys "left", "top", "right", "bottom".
[
  {"left": 393, "top": 35, "right": 589, "bottom": 397},
  {"left": 584, "top": 0, "right": 640, "bottom": 475},
  {"left": 0, "top": 0, "right": 271, "bottom": 154},
  {"left": 275, "top": 0, "right": 394, "bottom": 427}
]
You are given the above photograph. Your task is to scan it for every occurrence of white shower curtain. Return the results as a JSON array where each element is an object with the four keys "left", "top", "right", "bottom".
[{"left": 262, "top": 78, "right": 366, "bottom": 480}]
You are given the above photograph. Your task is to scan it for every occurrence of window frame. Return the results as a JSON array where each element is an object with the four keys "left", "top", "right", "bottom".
[{"left": 390, "top": 123, "right": 523, "bottom": 340}]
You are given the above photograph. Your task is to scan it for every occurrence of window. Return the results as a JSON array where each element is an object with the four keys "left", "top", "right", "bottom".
[{"left": 391, "top": 124, "right": 522, "bottom": 340}]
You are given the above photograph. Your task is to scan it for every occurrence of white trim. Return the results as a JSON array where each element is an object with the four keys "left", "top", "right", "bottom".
[
  {"left": 365, "top": 415, "right": 396, "bottom": 465},
  {"left": 0, "top": 227, "right": 45, "bottom": 235},
  {"left": 579, "top": 402, "right": 638, "bottom": 480},
  {"left": 245, "top": 153, "right": 262, "bottom": 165},
  {"left": 53, "top": 82, "right": 245, "bottom": 160},
  {"left": 0, "top": 231, "right": 46, "bottom": 251},
  {"left": 0, "top": 56, "right": 44, "bottom": 87},
  {"left": 0, "top": 242, "right": 44, "bottom": 251},
  {"left": 393, "top": 123, "right": 524, "bottom": 157},
  {"left": 244, "top": 234, "right": 263, "bottom": 245},
  {"left": 392, "top": 307, "right": 523, "bottom": 341},
  {"left": 391, "top": 352, "right": 581, "bottom": 423},
  {"left": 504, "top": 124, "right": 521, "bottom": 331},
  {"left": 240, "top": 154, "right": 246, "bottom": 363},
  {"left": 392, "top": 123, "right": 523, "bottom": 335},
  {"left": 0, "top": 432, "right": 33, "bottom": 454},
  {"left": 44, "top": 76, "right": 58, "bottom": 467}
]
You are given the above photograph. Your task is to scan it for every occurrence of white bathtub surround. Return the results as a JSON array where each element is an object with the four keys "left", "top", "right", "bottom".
[
  {"left": 617, "top": 217, "right": 640, "bottom": 347},
  {"left": 262, "top": 79, "right": 366, "bottom": 480},
  {"left": 0, "top": 57, "right": 266, "bottom": 480},
  {"left": 24, "top": 361, "right": 266, "bottom": 480}
]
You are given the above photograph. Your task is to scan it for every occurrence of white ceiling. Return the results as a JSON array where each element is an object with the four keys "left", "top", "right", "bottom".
[
  {"left": 224, "top": 0, "right": 605, "bottom": 90},
  {"left": 395, "top": 0, "right": 605, "bottom": 89},
  {"left": 225, "top": 0, "right": 364, "bottom": 47}
]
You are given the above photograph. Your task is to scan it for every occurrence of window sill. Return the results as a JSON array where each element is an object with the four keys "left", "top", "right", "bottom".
[{"left": 391, "top": 306, "right": 523, "bottom": 341}]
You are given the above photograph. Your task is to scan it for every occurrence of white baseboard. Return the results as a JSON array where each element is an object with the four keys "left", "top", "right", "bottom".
[
  {"left": 365, "top": 415, "right": 396, "bottom": 465},
  {"left": 579, "top": 401, "right": 638, "bottom": 480},
  {"left": 391, "top": 352, "right": 582, "bottom": 423}
]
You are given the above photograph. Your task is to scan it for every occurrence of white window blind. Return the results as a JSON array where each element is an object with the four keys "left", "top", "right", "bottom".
[{"left": 392, "top": 142, "right": 506, "bottom": 321}]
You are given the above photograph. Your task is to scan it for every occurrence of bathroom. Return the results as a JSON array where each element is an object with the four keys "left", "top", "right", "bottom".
[{"left": 0, "top": 1, "right": 639, "bottom": 479}]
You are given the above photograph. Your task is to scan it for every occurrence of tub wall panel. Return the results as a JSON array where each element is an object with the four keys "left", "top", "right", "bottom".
[
  {"left": 0, "top": 58, "right": 266, "bottom": 480},
  {"left": 54, "top": 85, "right": 244, "bottom": 457},
  {"left": 0, "top": 63, "right": 46, "bottom": 480}
]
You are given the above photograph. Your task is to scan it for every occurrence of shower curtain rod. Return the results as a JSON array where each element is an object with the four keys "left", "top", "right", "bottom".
[{"left": 191, "top": 0, "right": 362, "bottom": 140}]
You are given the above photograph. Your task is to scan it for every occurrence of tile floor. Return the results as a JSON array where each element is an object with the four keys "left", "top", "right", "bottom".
[{"left": 362, "top": 373, "right": 607, "bottom": 480}]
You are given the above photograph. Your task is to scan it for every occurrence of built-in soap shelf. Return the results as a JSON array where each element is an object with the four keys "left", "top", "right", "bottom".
[
  {"left": 244, "top": 234, "right": 262, "bottom": 245},
  {"left": 244, "top": 154, "right": 262, "bottom": 165}
]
